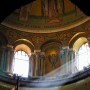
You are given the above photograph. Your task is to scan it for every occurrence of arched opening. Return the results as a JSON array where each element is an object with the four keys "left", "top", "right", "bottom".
[
  {"left": 76, "top": 42, "right": 90, "bottom": 70},
  {"left": 13, "top": 51, "right": 29, "bottom": 77},
  {"left": 12, "top": 44, "right": 31, "bottom": 77},
  {"left": 70, "top": 36, "right": 90, "bottom": 71},
  {"left": 73, "top": 37, "right": 88, "bottom": 51}
]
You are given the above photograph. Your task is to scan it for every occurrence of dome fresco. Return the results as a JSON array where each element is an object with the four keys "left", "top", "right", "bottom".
[{"left": 2, "top": 0, "right": 90, "bottom": 33}]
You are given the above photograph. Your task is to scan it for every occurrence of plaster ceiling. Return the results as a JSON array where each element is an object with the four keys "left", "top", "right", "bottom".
[{"left": 2, "top": 0, "right": 90, "bottom": 33}]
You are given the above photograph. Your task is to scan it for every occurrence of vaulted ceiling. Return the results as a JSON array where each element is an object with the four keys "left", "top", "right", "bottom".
[{"left": 2, "top": 0, "right": 90, "bottom": 33}]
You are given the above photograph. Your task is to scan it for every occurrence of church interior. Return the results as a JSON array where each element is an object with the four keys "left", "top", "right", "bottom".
[{"left": 0, "top": 0, "right": 90, "bottom": 90}]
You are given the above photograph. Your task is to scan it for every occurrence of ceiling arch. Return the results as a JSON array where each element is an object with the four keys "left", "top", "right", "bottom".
[
  {"left": 73, "top": 37, "right": 88, "bottom": 51},
  {"left": 2, "top": 0, "right": 90, "bottom": 33},
  {"left": 68, "top": 32, "right": 88, "bottom": 51},
  {"left": 15, "top": 44, "right": 31, "bottom": 55},
  {"left": 13, "top": 39, "right": 35, "bottom": 52}
]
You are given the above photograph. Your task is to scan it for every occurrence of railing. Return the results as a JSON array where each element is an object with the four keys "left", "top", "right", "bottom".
[{"left": 0, "top": 65, "right": 90, "bottom": 88}]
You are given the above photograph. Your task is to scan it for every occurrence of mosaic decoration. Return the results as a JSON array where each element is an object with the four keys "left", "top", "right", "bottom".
[
  {"left": 41, "top": 41, "right": 61, "bottom": 69},
  {"left": 2, "top": 0, "right": 88, "bottom": 33}
]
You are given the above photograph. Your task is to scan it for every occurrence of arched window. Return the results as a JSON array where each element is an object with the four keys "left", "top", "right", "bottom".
[
  {"left": 12, "top": 44, "right": 31, "bottom": 77},
  {"left": 77, "top": 43, "right": 90, "bottom": 70},
  {"left": 69, "top": 34, "right": 90, "bottom": 71},
  {"left": 13, "top": 51, "right": 29, "bottom": 77}
]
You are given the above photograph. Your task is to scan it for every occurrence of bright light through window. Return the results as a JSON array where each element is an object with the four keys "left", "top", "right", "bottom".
[
  {"left": 77, "top": 43, "right": 90, "bottom": 70},
  {"left": 13, "top": 51, "right": 29, "bottom": 77}
]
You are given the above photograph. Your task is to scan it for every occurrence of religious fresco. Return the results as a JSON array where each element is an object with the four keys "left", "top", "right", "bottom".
[
  {"left": 2, "top": 0, "right": 88, "bottom": 33},
  {"left": 19, "top": 5, "right": 29, "bottom": 21},
  {"left": 41, "top": 41, "right": 62, "bottom": 73}
]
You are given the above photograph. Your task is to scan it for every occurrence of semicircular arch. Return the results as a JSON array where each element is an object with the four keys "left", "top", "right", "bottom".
[
  {"left": 13, "top": 39, "right": 35, "bottom": 52},
  {"left": 41, "top": 39, "right": 62, "bottom": 51},
  {"left": 69, "top": 32, "right": 87, "bottom": 48},
  {"left": 69, "top": 32, "right": 88, "bottom": 51}
]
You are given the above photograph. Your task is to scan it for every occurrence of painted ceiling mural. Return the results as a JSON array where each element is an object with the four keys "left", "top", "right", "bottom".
[{"left": 2, "top": 0, "right": 89, "bottom": 33}]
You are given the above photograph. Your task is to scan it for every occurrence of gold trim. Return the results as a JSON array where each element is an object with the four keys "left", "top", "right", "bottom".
[
  {"left": 15, "top": 39, "right": 34, "bottom": 47},
  {"left": 68, "top": 32, "right": 86, "bottom": 45},
  {"left": 2, "top": 17, "right": 90, "bottom": 33}
]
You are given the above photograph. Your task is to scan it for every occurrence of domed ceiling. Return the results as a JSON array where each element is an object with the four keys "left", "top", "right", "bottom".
[{"left": 2, "top": 0, "right": 90, "bottom": 33}]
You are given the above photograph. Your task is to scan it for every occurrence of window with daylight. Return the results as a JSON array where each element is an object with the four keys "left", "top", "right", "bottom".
[
  {"left": 77, "top": 43, "right": 90, "bottom": 70},
  {"left": 13, "top": 51, "right": 29, "bottom": 77}
]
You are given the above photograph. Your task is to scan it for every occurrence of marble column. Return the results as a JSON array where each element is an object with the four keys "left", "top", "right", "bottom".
[
  {"left": 35, "top": 51, "right": 39, "bottom": 76},
  {"left": 68, "top": 48, "right": 75, "bottom": 73},
  {"left": 33, "top": 50, "right": 41, "bottom": 76},
  {"left": 0, "top": 46, "right": 6, "bottom": 71},
  {"left": 39, "top": 52, "right": 45, "bottom": 76},
  {"left": 0, "top": 45, "right": 14, "bottom": 72},
  {"left": 60, "top": 46, "right": 70, "bottom": 75},
  {"left": 62, "top": 46, "right": 69, "bottom": 74},
  {"left": 6, "top": 44, "right": 14, "bottom": 73},
  {"left": 29, "top": 50, "right": 46, "bottom": 77},
  {"left": 29, "top": 52, "right": 36, "bottom": 77}
]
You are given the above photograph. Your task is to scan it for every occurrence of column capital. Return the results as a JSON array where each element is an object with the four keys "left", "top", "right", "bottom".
[
  {"left": 68, "top": 48, "right": 74, "bottom": 51},
  {"left": 62, "top": 46, "right": 69, "bottom": 49},
  {"left": 6, "top": 44, "right": 14, "bottom": 51},
  {"left": 34, "top": 50, "right": 41, "bottom": 53},
  {"left": 6, "top": 44, "right": 13, "bottom": 49}
]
